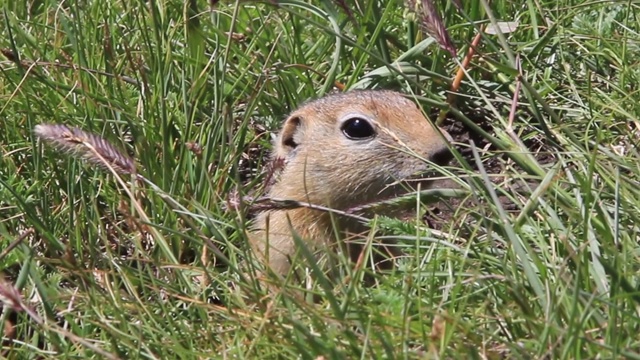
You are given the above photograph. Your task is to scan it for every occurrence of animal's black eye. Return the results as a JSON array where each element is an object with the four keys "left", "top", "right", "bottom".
[{"left": 341, "top": 118, "right": 375, "bottom": 140}]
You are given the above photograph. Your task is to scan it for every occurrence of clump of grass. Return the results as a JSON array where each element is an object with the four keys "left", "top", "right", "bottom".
[
  {"left": 1, "top": 0, "right": 640, "bottom": 358},
  {"left": 0, "top": 276, "right": 118, "bottom": 359}
]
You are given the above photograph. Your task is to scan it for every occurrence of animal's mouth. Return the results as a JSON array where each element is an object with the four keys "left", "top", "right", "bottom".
[
  {"left": 347, "top": 173, "right": 449, "bottom": 216},
  {"left": 379, "top": 145, "right": 454, "bottom": 200},
  {"left": 384, "top": 172, "right": 444, "bottom": 197},
  {"left": 346, "top": 146, "right": 454, "bottom": 211}
]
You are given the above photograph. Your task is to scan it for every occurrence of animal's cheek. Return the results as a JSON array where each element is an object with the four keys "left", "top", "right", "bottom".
[
  {"left": 349, "top": 160, "right": 395, "bottom": 189},
  {"left": 379, "top": 155, "right": 429, "bottom": 180}
]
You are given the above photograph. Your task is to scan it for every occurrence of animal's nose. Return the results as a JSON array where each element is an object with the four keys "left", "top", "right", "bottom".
[
  {"left": 430, "top": 146, "right": 452, "bottom": 166},
  {"left": 430, "top": 128, "right": 453, "bottom": 166}
]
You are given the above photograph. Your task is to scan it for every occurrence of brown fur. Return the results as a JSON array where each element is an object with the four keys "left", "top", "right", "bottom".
[{"left": 249, "top": 90, "right": 452, "bottom": 276}]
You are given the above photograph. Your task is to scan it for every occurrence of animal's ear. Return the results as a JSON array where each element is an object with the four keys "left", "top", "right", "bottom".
[{"left": 277, "top": 115, "right": 302, "bottom": 157}]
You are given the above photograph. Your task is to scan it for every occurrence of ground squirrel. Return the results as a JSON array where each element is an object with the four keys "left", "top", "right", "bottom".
[{"left": 249, "top": 90, "right": 452, "bottom": 276}]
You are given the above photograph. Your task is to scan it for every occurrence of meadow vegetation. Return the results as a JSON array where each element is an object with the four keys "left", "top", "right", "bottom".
[{"left": 1, "top": 0, "right": 640, "bottom": 358}]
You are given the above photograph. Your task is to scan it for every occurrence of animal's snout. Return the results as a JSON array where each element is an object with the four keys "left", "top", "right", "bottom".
[
  {"left": 430, "top": 146, "right": 452, "bottom": 166},
  {"left": 430, "top": 128, "right": 453, "bottom": 166}
]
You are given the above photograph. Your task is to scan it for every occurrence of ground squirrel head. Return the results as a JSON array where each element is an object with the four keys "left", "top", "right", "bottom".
[
  {"left": 268, "top": 90, "right": 452, "bottom": 208},
  {"left": 251, "top": 90, "right": 453, "bottom": 276}
]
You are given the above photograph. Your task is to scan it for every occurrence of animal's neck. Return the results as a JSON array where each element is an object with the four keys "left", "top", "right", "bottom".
[{"left": 251, "top": 181, "right": 371, "bottom": 274}]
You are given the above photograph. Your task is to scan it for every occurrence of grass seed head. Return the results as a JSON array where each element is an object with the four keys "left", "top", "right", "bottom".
[{"left": 34, "top": 123, "right": 136, "bottom": 175}]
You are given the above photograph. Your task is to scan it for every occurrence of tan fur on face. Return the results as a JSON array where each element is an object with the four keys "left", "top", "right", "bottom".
[{"left": 249, "top": 90, "right": 452, "bottom": 276}]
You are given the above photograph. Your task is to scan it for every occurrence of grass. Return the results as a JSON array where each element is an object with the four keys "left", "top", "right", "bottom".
[{"left": 1, "top": 0, "right": 640, "bottom": 358}]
